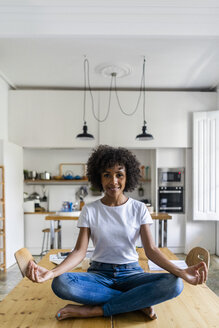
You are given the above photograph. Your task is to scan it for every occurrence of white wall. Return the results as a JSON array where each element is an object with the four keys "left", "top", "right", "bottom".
[
  {"left": 99, "top": 91, "right": 217, "bottom": 148},
  {"left": 0, "top": 77, "right": 9, "bottom": 140},
  {"left": 8, "top": 90, "right": 98, "bottom": 148},
  {"left": 8, "top": 90, "right": 217, "bottom": 148},
  {"left": 156, "top": 148, "right": 185, "bottom": 168}
]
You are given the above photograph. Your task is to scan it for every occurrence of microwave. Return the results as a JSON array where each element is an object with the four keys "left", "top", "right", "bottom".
[{"left": 158, "top": 168, "right": 185, "bottom": 187}]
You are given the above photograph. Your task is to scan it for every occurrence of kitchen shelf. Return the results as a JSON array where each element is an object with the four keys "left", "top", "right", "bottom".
[{"left": 24, "top": 179, "right": 89, "bottom": 185}]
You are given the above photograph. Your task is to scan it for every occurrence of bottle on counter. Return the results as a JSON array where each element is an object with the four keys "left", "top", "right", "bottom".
[
  {"left": 140, "top": 165, "right": 145, "bottom": 179},
  {"left": 138, "top": 184, "right": 144, "bottom": 197},
  {"left": 80, "top": 199, "right": 85, "bottom": 210},
  {"left": 145, "top": 166, "right": 150, "bottom": 180}
]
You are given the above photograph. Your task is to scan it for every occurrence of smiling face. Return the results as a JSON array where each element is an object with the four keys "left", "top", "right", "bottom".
[{"left": 101, "top": 164, "right": 126, "bottom": 200}]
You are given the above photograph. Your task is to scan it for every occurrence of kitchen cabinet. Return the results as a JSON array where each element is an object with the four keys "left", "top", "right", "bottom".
[
  {"left": 167, "top": 214, "right": 185, "bottom": 253},
  {"left": 24, "top": 214, "right": 50, "bottom": 254},
  {"left": 193, "top": 111, "right": 219, "bottom": 221}
]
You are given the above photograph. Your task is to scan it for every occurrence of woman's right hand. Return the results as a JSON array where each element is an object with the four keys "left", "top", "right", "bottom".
[{"left": 26, "top": 260, "right": 54, "bottom": 283}]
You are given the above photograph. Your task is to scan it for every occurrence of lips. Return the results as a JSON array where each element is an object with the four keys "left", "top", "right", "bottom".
[{"left": 108, "top": 187, "right": 120, "bottom": 191}]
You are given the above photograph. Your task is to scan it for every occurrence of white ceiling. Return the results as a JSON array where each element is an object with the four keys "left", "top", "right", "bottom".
[{"left": 0, "top": 0, "right": 219, "bottom": 91}]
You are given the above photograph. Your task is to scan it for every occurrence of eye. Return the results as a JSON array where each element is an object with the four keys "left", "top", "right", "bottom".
[
  {"left": 103, "top": 173, "right": 110, "bottom": 178},
  {"left": 117, "top": 173, "right": 124, "bottom": 178}
]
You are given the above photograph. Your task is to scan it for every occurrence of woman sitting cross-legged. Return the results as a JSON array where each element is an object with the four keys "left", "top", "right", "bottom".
[{"left": 26, "top": 145, "right": 208, "bottom": 321}]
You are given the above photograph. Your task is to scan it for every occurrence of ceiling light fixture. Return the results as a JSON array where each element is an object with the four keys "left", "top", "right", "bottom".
[
  {"left": 136, "top": 58, "right": 154, "bottom": 141},
  {"left": 76, "top": 57, "right": 153, "bottom": 141},
  {"left": 76, "top": 58, "right": 94, "bottom": 140}
]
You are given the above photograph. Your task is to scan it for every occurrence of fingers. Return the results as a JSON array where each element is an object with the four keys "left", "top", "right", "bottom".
[
  {"left": 26, "top": 260, "right": 38, "bottom": 282},
  {"left": 195, "top": 261, "right": 208, "bottom": 284},
  {"left": 199, "top": 262, "right": 208, "bottom": 283},
  {"left": 200, "top": 269, "right": 205, "bottom": 284},
  {"left": 26, "top": 260, "right": 32, "bottom": 277}
]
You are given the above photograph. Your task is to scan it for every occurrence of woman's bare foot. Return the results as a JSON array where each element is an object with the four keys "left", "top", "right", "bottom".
[
  {"left": 56, "top": 304, "right": 103, "bottom": 321},
  {"left": 141, "top": 306, "right": 157, "bottom": 320}
]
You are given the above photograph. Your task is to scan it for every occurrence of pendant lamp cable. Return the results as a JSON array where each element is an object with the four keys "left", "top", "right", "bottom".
[
  {"left": 114, "top": 58, "right": 145, "bottom": 117},
  {"left": 85, "top": 58, "right": 113, "bottom": 123},
  {"left": 84, "top": 57, "right": 146, "bottom": 122},
  {"left": 142, "top": 57, "right": 146, "bottom": 125}
]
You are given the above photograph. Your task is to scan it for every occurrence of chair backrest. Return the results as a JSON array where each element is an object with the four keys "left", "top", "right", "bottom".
[
  {"left": 186, "top": 246, "right": 210, "bottom": 269},
  {"left": 14, "top": 247, "right": 34, "bottom": 277}
]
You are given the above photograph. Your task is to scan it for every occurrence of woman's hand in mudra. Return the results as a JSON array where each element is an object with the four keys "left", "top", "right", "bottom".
[
  {"left": 181, "top": 261, "right": 208, "bottom": 285},
  {"left": 26, "top": 260, "right": 54, "bottom": 283}
]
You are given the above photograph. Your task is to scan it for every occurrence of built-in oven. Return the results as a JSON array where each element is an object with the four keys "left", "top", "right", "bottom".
[
  {"left": 158, "top": 168, "right": 185, "bottom": 213},
  {"left": 158, "top": 186, "right": 184, "bottom": 213}
]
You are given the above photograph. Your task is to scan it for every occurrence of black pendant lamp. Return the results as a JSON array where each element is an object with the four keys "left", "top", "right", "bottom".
[
  {"left": 76, "top": 122, "right": 94, "bottom": 140},
  {"left": 76, "top": 59, "right": 94, "bottom": 140},
  {"left": 136, "top": 120, "right": 153, "bottom": 141},
  {"left": 136, "top": 58, "right": 153, "bottom": 141}
]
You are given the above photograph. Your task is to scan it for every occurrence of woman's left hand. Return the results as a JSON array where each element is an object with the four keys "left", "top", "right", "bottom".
[{"left": 180, "top": 261, "right": 208, "bottom": 285}]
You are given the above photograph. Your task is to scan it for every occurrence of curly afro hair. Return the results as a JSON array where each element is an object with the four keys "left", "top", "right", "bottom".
[{"left": 86, "top": 145, "right": 141, "bottom": 192}]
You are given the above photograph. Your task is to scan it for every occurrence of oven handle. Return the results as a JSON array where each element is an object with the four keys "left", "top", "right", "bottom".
[
  {"left": 160, "top": 207, "right": 182, "bottom": 210},
  {"left": 159, "top": 190, "right": 182, "bottom": 194}
]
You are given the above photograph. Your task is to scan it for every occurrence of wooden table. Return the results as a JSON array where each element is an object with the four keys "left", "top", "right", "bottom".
[
  {"left": 151, "top": 212, "right": 172, "bottom": 247},
  {"left": 1, "top": 248, "right": 219, "bottom": 328},
  {"left": 45, "top": 215, "right": 79, "bottom": 249}
]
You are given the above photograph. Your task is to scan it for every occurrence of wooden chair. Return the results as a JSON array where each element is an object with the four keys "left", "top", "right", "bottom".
[
  {"left": 14, "top": 247, "right": 35, "bottom": 277},
  {"left": 186, "top": 246, "right": 210, "bottom": 269}
]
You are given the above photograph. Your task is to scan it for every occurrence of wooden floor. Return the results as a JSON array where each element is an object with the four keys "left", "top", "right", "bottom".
[{"left": 0, "top": 248, "right": 219, "bottom": 328}]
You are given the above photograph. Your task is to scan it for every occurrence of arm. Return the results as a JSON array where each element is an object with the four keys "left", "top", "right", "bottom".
[
  {"left": 26, "top": 227, "right": 90, "bottom": 283},
  {"left": 140, "top": 224, "right": 208, "bottom": 285}
]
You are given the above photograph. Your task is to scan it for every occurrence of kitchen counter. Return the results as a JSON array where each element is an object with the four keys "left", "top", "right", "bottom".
[
  {"left": 24, "top": 211, "right": 171, "bottom": 219},
  {"left": 151, "top": 212, "right": 172, "bottom": 220},
  {"left": 24, "top": 211, "right": 81, "bottom": 216},
  {"left": 24, "top": 211, "right": 55, "bottom": 214}
]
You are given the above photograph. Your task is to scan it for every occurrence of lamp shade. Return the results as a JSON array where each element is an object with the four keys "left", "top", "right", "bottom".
[
  {"left": 136, "top": 124, "right": 153, "bottom": 141},
  {"left": 76, "top": 123, "right": 94, "bottom": 140}
]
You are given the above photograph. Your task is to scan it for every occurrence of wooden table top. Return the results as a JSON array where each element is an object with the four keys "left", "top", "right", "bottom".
[
  {"left": 44, "top": 212, "right": 171, "bottom": 221},
  {"left": 1, "top": 248, "right": 219, "bottom": 328},
  {"left": 45, "top": 215, "right": 79, "bottom": 220},
  {"left": 150, "top": 212, "right": 172, "bottom": 220}
]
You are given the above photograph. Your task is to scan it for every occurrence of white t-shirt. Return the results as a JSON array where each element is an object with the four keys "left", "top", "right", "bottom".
[{"left": 77, "top": 198, "right": 153, "bottom": 264}]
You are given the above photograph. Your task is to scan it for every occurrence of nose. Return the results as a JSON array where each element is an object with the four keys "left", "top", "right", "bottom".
[{"left": 110, "top": 175, "right": 118, "bottom": 184}]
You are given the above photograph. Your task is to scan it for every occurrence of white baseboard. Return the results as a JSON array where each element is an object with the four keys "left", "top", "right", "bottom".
[{"left": 168, "top": 247, "right": 185, "bottom": 254}]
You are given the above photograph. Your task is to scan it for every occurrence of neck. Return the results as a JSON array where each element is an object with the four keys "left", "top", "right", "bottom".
[{"left": 101, "top": 194, "right": 128, "bottom": 207}]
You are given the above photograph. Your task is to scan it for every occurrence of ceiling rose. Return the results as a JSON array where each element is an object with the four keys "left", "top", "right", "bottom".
[{"left": 95, "top": 63, "right": 132, "bottom": 78}]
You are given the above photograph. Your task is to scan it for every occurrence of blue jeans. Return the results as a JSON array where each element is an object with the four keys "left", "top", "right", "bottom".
[{"left": 52, "top": 261, "right": 183, "bottom": 316}]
